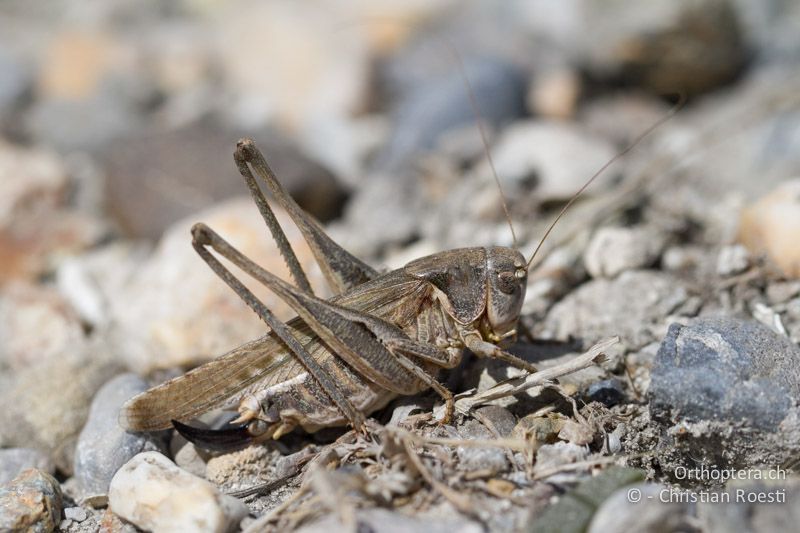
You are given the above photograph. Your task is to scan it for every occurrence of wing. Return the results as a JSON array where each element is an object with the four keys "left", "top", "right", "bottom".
[{"left": 120, "top": 269, "right": 430, "bottom": 431}]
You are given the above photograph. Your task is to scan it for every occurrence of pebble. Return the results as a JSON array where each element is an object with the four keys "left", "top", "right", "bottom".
[
  {"left": 583, "top": 226, "right": 666, "bottom": 279},
  {"left": 63, "top": 506, "right": 87, "bottom": 522},
  {"left": 716, "top": 244, "right": 751, "bottom": 276},
  {"left": 0, "top": 469, "right": 63, "bottom": 533},
  {"left": 0, "top": 448, "right": 55, "bottom": 485},
  {"left": 378, "top": 58, "right": 527, "bottom": 171},
  {"left": 587, "top": 482, "right": 692, "bottom": 533},
  {"left": 698, "top": 477, "right": 800, "bottom": 532},
  {"left": 0, "top": 344, "right": 121, "bottom": 473},
  {"left": 456, "top": 418, "right": 509, "bottom": 474},
  {"left": 102, "top": 122, "right": 347, "bottom": 240},
  {"left": 74, "top": 374, "right": 168, "bottom": 500},
  {"left": 291, "top": 507, "right": 482, "bottom": 533},
  {"left": 586, "top": 379, "right": 626, "bottom": 407},
  {"left": 534, "top": 442, "right": 589, "bottom": 484},
  {"left": 205, "top": 445, "right": 278, "bottom": 493},
  {"left": 0, "top": 282, "right": 86, "bottom": 371},
  {"left": 108, "top": 451, "right": 249, "bottom": 533},
  {"left": 650, "top": 316, "right": 800, "bottom": 430},
  {"left": 109, "top": 198, "right": 326, "bottom": 373},
  {"left": 649, "top": 316, "right": 800, "bottom": 474},
  {"left": 739, "top": 179, "right": 800, "bottom": 277},
  {"left": 543, "top": 270, "right": 691, "bottom": 349},
  {"left": 480, "top": 120, "right": 617, "bottom": 203},
  {"left": 577, "top": 0, "right": 746, "bottom": 96}
]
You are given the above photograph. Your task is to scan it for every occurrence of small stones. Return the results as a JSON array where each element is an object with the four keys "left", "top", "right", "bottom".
[
  {"left": 63, "top": 506, "right": 88, "bottom": 522},
  {"left": 455, "top": 418, "right": 509, "bottom": 474},
  {"left": 0, "top": 469, "right": 63, "bottom": 533},
  {"left": 583, "top": 226, "right": 666, "bottom": 279},
  {"left": 0, "top": 448, "right": 54, "bottom": 485},
  {"left": 74, "top": 374, "right": 168, "bottom": 501},
  {"left": 108, "top": 451, "right": 249, "bottom": 533},
  {"left": 739, "top": 179, "right": 800, "bottom": 277}
]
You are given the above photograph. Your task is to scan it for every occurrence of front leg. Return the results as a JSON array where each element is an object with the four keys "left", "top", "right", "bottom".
[{"left": 462, "top": 331, "right": 538, "bottom": 374}]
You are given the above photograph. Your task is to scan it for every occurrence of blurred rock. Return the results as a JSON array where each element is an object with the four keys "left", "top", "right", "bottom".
[
  {"left": 587, "top": 482, "right": 692, "bottom": 533},
  {"left": 649, "top": 317, "right": 800, "bottom": 475},
  {"left": 108, "top": 451, "right": 249, "bottom": 533},
  {"left": 0, "top": 448, "right": 54, "bottom": 485},
  {"left": 542, "top": 270, "right": 691, "bottom": 349},
  {"left": 342, "top": 57, "right": 527, "bottom": 255},
  {"left": 0, "top": 47, "right": 31, "bottom": 127},
  {"left": 0, "top": 282, "right": 86, "bottom": 371},
  {"left": 584, "top": 226, "right": 666, "bottom": 279},
  {"left": 698, "top": 476, "right": 800, "bottom": 532},
  {"left": 109, "top": 197, "right": 326, "bottom": 373},
  {"left": 174, "top": 442, "right": 207, "bottom": 479},
  {"left": 0, "top": 141, "right": 108, "bottom": 285},
  {"left": 716, "top": 244, "right": 750, "bottom": 276},
  {"left": 0, "top": 343, "right": 121, "bottom": 473},
  {"left": 0, "top": 469, "right": 63, "bottom": 533},
  {"left": 477, "top": 120, "right": 617, "bottom": 203},
  {"left": 378, "top": 58, "right": 527, "bottom": 171},
  {"left": 578, "top": 0, "right": 747, "bottom": 97},
  {"left": 26, "top": 30, "right": 148, "bottom": 152},
  {"left": 739, "top": 179, "right": 800, "bottom": 277},
  {"left": 527, "top": 67, "right": 581, "bottom": 120},
  {"left": 74, "top": 374, "right": 168, "bottom": 501},
  {"left": 292, "top": 508, "right": 482, "bottom": 533},
  {"left": 102, "top": 123, "right": 347, "bottom": 240}
]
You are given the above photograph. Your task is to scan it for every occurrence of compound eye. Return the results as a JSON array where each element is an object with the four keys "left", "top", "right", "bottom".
[{"left": 496, "top": 271, "right": 518, "bottom": 294}]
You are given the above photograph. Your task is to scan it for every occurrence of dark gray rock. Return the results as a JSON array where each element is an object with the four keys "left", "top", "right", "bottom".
[
  {"left": 650, "top": 317, "right": 800, "bottom": 430},
  {"left": 0, "top": 448, "right": 54, "bottom": 485},
  {"left": 0, "top": 469, "right": 63, "bottom": 533},
  {"left": 647, "top": 316, "right": 800, "bottom": 479},
  {"left": 586, "top": 379, "right": 625, "bottom": 407},
  {"left": 74, "top": 373, "right": 168, "bottom": 500}
]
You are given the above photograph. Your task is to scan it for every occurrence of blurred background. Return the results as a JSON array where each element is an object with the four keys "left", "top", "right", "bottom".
[{"left": 2, "top": 0, "right": 800, "bottom": 492}]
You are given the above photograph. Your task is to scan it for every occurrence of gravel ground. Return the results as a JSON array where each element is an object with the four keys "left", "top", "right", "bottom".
[{"left": 2, "top": 1, "right": 800, "bottom": 532}]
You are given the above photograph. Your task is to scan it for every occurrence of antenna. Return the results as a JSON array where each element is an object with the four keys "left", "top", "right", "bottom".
[
  {"left": 446, "top": 42, "right": 519, "bottom": 250},
  {"left": 526, "top": 95, "right": 686, "bottom": 268}
]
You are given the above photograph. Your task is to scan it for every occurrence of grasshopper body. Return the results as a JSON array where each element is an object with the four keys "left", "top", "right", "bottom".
[{"left": 121, "top": 140, "right": 533, "bottom": 450}]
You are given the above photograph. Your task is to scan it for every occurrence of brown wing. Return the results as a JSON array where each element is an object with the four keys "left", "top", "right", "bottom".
[{"left": 120, "top": 270, "right": 429, "bottom": 431}]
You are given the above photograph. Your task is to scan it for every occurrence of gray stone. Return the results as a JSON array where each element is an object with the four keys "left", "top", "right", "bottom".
[
  {"left": 648, "top": 316, "right": 800, "bottom": 477},
  {"left": 0, "top": 469, "right": 63, "bottom": 533},
  {"left": 74, "top": 373, "right": 168, "bottom": 499},
  {"left": 378, "top": 58, "right": 526, "bottom": 171},
  {"left": 584, "top": 226, "right": 666, "bottom": 279},
  {"left": 291, "top": 507, "right": 482, "bottom": 533},
  {"left": 716, "top": 244, "right": 750, "bottom": 276},
  {"left": 650, "top": 317, "right": 800, "bottom": 430},
  {"left": 587, "top": 482, "right": 692, "bottom": 533},
  {"left": 698, "top": 476, "right": 800, "bottom": 532},
  {"left": 0, "top": 448, "right": 54, "bottom": 485},
  {"left": 0, "top": 343, "right": 121, "bottom": 473},
  {"left": 109, "top": 451, "right": 249, "bottom": 533},
  {"left": 63, "top": 507, "right": 87, "bottom": 522},
  {"left": 456, "top": 418, "right": 510, "bottom": 474},
  {"left": 543, "top": 270, "right": 691, "bottom": 349},
  {"left": 586, "top": 379, "right": 626, "bottom": 407}
]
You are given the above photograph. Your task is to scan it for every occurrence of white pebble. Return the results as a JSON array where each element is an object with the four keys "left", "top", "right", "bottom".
[{"left": 109, "top": 452, "right": 248, "bottom": 533}]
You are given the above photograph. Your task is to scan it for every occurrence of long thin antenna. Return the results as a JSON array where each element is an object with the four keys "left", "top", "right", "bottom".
[
  {"left": 446, "top": 42, "right": 519, "bottom": 250},
  {"left": 526, "top": 95, "right": 686, "bottom": 268}
]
